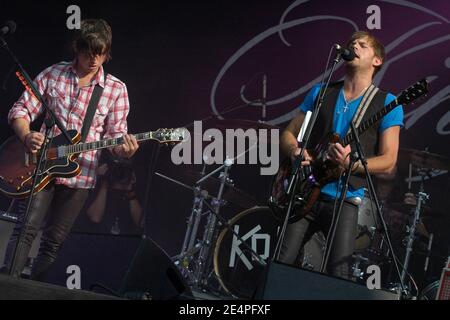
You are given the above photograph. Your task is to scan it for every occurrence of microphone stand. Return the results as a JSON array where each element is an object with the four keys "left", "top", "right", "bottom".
[
  {"left": 0, "top": 35, "right": 72, "bottom": 277},
  {"left": 320, "top": 122, "right": 406, "bottom": 295},
  {"left": 273, "top": 47, "right": 342, "bottom": 261}
]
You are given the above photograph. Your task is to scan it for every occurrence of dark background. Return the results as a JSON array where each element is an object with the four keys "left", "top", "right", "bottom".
[{"left": 0, "top": 0, "right": 449, "bottom": 285}]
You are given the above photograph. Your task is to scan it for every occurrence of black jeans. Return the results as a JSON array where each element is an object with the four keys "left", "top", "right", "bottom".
[
  {"left": 278, "top": 198, "right": 358, "bottom": 280},
  {"left": 2, "top": 184, "right": 89, "bottom": 280}
]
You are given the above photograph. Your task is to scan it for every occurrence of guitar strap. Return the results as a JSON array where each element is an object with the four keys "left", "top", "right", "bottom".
[
  {"left": 80, "top": 73, "right": 107, "bottom": 142},
  {"left": 346, "top": 84, "right": 379, "bottom": 135}
]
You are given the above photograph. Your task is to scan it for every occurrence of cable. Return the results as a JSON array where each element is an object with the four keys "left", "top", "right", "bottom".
[{"left": 321, "top": 152, "right": 351, "bottom": 272}]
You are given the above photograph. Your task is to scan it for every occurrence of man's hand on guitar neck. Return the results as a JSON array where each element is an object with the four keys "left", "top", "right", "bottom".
[{"left": 113, "top": 134, "right": 139, "bottom": 159}]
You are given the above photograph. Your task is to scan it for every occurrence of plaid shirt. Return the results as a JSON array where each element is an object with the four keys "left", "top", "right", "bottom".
[{"left": 8, "top": 61, "right": 129, "bottom": 189}]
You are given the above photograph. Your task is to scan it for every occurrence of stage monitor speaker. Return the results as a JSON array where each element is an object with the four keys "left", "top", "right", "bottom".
[
  {"left": 255, "top": 262, "right": 400, "bottom": 300},
  {"left": 119, "top": 236, "right": 192, "bottom": 300},
  {"left": 44, "top": 233, "right": 191, "bottom": 300}
]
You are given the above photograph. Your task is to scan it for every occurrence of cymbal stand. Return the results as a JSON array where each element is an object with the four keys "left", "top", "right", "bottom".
[
  {"left": 401, "top": 170, "right": 429, "bottom": 285},
  {"left": 192, "top": 162, "right": 231, "bottom": 289},
  {"left": 175, "top": 185, "right": 209, "bottom": 283},
  {"left": 156, "top": 163, "right": 235, "bottom": 290},
  {"left": 154, "top": 172, "right": 210, "bottom": 284}
]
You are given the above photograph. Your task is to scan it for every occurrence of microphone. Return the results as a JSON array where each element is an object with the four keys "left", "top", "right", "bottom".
[
  {"left": 1, "top": 20, "right": 17, "bottom": 36},
  {"left": 334, "top": 43, "right": 355, "bottom": 61},
  {"left": 262, "top": 74, "right": 267, "bottom": 119}
]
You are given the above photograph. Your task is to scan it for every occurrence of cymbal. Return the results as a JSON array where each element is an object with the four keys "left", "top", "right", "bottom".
[
  {"left": 213, "top": 119, "right": 280, "bottom": 144},
  {"left": 398, "top": 148, "right": 450, "bottom": 171},
  {"left": 183, "top": 170, "right": 257, "bottom": 208}
]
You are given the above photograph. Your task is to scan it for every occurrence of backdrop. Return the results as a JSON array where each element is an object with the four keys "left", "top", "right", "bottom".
[{"left": 0, "top": 0, "right": 449, "bottom": 263}]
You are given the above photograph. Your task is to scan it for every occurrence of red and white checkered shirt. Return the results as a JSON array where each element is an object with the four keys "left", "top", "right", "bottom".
[{"left": 8, "top": 61, "right": 129, "bottom": 189}]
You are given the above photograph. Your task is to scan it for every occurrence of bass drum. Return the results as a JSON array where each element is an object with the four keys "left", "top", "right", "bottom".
[{"left": 213, "top": 206, "right": 280, "bottom": 299}]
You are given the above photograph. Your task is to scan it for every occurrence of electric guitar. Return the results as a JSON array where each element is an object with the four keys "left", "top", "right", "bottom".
[
  {"left": 270, "top": 79, "right": 429, "bottom": 223},
  {"left": 0, "top": 128, "right": 187, "bottom": 198}
]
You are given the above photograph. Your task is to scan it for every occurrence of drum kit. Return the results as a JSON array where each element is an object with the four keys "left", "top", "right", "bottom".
[{"left": 158, "top": 117, "right": 450, "bottom": 299}]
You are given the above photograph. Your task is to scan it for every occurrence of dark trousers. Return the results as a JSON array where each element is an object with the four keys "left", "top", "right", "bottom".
[
  {"left": 2, "top": 184, "right": 89, "bottom": 280},
  {"left": 278, "top": 198, "right": 358, "bottom": 280}
]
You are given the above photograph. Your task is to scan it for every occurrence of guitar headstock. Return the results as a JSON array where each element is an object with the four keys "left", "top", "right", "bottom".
[
  {"left": 153, "top": 128, "right": 188, "bottom": 144},
  {"left": 397, "top": 78, "right": 429, "bottom": 106}
]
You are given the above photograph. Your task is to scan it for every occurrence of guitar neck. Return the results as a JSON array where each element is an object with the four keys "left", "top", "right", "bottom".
[
  {"left": 342, "top": 97, "right": 400, "bottom": 146},
  {"left": 66, "top": 132, "right": 156, "bottom": 155}
]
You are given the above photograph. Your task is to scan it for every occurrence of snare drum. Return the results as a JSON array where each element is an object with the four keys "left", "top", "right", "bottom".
[{"left": 213, "top": 206, "right": 280, "bottom": 299}]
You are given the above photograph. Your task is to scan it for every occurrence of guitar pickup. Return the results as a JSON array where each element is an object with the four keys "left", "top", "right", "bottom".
[
  {"left": 57, "top": 145, "right": 67, "bottom": 158},
  {"left": 24, "top": 153, "right": 38, "bottom": 166}
]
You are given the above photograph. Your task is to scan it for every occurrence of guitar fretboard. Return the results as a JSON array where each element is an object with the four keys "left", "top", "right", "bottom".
[
  {"left": 342, "top": 98, "right": 399, "bottom": 146},
  {"left": 65, "top": 132, "right": 156, "bottom": 155},
  {"left": 342, "top": 78, "right": 427, "bottom": 146}
]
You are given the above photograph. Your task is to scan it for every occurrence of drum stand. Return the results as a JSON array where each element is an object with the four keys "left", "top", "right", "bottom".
[
  {"left": 154, "top": 170, "right": 222, "bottom": 289},
  {"left": 400, "top": 170, "right": 429, "bottom": 286},
  {"left": 191, "top": 163, "right": 230, "bottom": 290},
  {"left": 157, "top": 160, "right": 266, "bottom": 295}
]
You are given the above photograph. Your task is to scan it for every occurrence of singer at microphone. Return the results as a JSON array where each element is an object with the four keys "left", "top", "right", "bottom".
[
  {"left": 334, "top": 43, "right": 356, "bottom": 61},
  {"left": 277, "top": 30, "right": 404, "bottom": 282}
]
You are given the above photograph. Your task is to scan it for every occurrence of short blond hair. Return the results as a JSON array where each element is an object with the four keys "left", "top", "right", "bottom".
[{"left": 347, "top": 31, "right": 385, "bottom": 76}]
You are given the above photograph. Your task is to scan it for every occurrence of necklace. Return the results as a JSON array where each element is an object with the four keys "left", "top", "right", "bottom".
[{"left": 340, "top": 85, "right": 370, "bottom": 114}]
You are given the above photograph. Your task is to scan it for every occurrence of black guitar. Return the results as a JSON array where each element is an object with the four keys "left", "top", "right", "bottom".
[{"left": 0, "top": 128, "right": 187, "bottom": 198}]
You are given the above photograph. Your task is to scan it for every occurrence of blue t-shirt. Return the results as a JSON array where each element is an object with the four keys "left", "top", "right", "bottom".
[{"left": 299, "top": 83, "right": 404, "bottom": 200}]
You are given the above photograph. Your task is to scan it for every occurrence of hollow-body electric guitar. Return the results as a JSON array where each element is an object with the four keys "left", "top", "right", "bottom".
[
  {"left": 0, "top": 128, "right": 187, "bottom": 198},
  {"left": 270, "top": 79, "right": 428, "bottom": 223}
]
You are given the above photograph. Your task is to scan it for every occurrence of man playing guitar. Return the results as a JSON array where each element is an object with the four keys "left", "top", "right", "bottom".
[
  {"left": 278, "top": 31, "right": 404, "bottom": 280},
  {"left": 1, "top": 19, "right": 139, "bottom": 279}
]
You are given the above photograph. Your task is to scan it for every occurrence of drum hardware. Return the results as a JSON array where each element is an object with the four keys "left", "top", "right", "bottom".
[
  {"left": 183, "top": 170, "right": 257, "bottom": 208},
  {"left": 399, "top": 156, "right": 432, "bottom": 287},
  {"left": 155, "top": 161, "right": 264, "bottom": 295},
  {"left": 377, "top": 148, "right": 450, "bottom": 296},
  {"left": 351, "top": 254, "right": 370, "bottom": 280},
  {"left": 424, "top": 233, "right": 434, "bottom": 273},
  {"left": 398, "top": 148, "right": 450, "bottom": 172}
]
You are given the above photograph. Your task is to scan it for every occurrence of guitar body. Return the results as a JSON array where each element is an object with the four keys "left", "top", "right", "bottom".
[
  {"left": 0, "top": 130, "right": 81, "bottom": 198},
  {"left": 0, "top": 127, "right": 188, "bottom": 198},
  {"left": 270, "top": 133, "right": 345, "bottom": 223}
]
